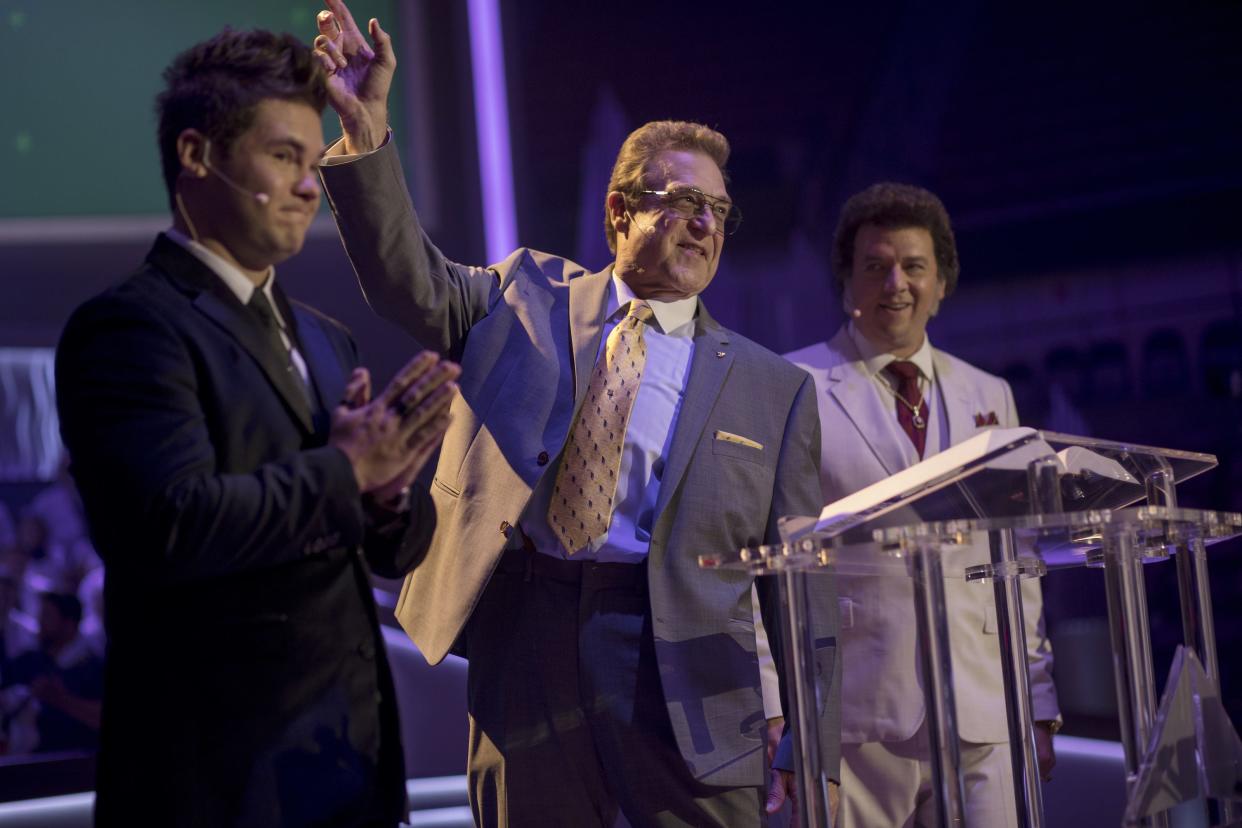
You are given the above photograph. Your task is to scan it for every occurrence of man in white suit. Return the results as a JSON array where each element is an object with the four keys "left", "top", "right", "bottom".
[{"left": 784, "top": 183, "right": 1059, "bottom": 827}]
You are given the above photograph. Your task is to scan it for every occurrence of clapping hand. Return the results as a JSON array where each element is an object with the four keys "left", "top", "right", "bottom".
[{"left": 330, "top": 351, "right": 459, "bottom": 502}]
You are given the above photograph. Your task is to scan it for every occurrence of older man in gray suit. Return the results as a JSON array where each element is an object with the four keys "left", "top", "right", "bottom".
[
  {"left": 310, "top": 1, "right": 840, "bottom": 825},
  {"left": 784, "top": 183, "right": 1059, "bottom": 827}
]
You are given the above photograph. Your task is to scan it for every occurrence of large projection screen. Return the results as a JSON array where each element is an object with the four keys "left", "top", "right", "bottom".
[{"left": 0, "top": 1, "right": 404, "bottom": 220}]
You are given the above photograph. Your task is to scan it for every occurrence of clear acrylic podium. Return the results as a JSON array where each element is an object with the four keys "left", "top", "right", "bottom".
[{"left": 700, "top": 428, "right": 1242, "bottom": 827}]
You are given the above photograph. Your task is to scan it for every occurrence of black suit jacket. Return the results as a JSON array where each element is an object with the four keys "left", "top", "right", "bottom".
[{"left": 55, "top": 235, "right": 434, "bottom": 827}]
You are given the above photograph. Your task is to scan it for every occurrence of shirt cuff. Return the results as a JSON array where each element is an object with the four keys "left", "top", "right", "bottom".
[
  {"left": 321, "top": 128, "right": 394, "bottom": 165},
  {"left": 753, "top": 584, "right": 784, "bottom": 719}
]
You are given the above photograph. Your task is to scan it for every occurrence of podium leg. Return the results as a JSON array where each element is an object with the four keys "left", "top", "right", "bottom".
[
  {"left": 1102, "top": 526, "right": 1168, "bottom": 827},
  {"left": 1176, "top": 534, "right": 1222, "bottom": 685},
  {"left": 990, "top": 528, "right": 1045, "bottom": 828},
  {"left": 777, "top": 568, "right": 833, "bottom": 828},
  {"left": 1180, "top": 535, "right": 1236, "bottom": 824},
  {"left": 911, "top": 539, "right": 966, "bottom": 827},
  {"left": 1147, "top": 468, "right": 1224, "bottom": 686},
  {"left": 1147, "top": 469, "right": 1236, "bottom": 822}
]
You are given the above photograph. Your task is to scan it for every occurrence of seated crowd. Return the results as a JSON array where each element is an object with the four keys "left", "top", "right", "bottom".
[{"left": 0, "top": 478, "right": 103, "bottom": 757}]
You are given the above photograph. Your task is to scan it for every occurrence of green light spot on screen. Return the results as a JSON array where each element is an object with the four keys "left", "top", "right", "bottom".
[
  {"left": 10, "top": 10, "right": 27, "bottom": 29},
  {"left": 15, "top": 132, "right": 32, "bottom": 154},
  {"left": 289, "top": 7, "right": 312, "bottom": 27}
]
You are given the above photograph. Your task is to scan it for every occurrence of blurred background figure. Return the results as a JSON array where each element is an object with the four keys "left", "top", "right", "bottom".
[{"left": 1, "top": 592, "right": 102, "bottom": 756}]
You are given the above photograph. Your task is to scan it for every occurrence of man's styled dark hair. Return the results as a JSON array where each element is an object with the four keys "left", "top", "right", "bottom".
[
  {"left": 831, "top": 182, "right": 960, "bottom": 299},
  {"left": 156, "top": 28, "right": 327, "bottom": 207}
]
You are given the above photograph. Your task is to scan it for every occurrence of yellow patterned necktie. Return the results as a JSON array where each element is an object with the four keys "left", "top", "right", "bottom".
[{"left": 547, "top": 300, "right": 656, "bottom": 556}]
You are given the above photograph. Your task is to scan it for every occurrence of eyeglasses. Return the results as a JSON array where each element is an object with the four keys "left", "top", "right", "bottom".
[{"left": 633, "top": 188, "right": 742, "bottom": 236}]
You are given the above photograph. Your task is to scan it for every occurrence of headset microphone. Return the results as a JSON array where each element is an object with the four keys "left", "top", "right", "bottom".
[
  {"left": 625, "top": 210, "right": 656, "bottom": 236},
  {"left": 203, "top": 142, "right": 270, "bottom": 205},
  {"left": 842, "top": 289, "right": 863, "bottom": 319}
]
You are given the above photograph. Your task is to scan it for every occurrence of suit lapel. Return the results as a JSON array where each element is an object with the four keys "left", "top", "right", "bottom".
[
  {"left": 287, "top": 302, "right": 345, "bottom": 437},
  {"left": 149, "top": 235, "right": 316, "bottom": 435},
  {"left": 568, "top": 267, "right": 614, "bottom": 401},
  {"left": 193, "top": 293, "right": 316, "bottom": 435},
  {"left": 823, "top": 328, "right": 906, "bottom": 476},
  {"left": 933, "top": 347, "right": 976, "bottom": 445},
  {"left": 652, "top": 302, "right": 732, "bottom": 524}
]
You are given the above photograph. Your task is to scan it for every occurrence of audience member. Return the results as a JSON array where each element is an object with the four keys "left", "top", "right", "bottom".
[{"left": 3, "top": 592, "right": 103, "bottom": 754}]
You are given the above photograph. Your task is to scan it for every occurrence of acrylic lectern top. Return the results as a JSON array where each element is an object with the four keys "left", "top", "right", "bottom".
[{"left": 699, "top": 427, "right": 1226, "bottom": 576}]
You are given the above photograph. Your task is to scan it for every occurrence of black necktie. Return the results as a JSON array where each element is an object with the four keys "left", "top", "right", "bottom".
[{"left": 248, "top": 289, "right": 315, "bottom": 414}]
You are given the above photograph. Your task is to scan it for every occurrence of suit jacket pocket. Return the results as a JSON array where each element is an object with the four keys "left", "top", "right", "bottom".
[
  {"left": 432, "top": 476, "right": 461, "bottom": 498},
  {"left": 712, "top": 436, "right": 765, "bottom": 464}
]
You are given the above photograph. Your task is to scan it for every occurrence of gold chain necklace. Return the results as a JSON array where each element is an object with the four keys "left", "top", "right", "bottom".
[{"left": 878, "top": 374, "right": 928, "bottom": 429}]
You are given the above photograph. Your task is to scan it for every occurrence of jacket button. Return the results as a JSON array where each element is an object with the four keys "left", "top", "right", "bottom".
[
  {"left": 500, "top": 521, "right": 512, "bottom": 537},
  {"left": 537, "top": 451, "right": 550, "bottom": 466}
]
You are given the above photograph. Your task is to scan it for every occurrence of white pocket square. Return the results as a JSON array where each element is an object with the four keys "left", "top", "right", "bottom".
[{"left": 714, "top": 430, "right": 763, "bottom": 451}]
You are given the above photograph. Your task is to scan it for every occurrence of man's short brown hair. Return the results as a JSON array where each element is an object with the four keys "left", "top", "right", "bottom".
[
  {"left": 831, "top": 182, "right": 960, "bottom": 298},
  {"left": 604, "top": 121, "right": 730, "bottom": 254},
  {"left": 156, "top": 28, "right": 327, "bottom": 209}
]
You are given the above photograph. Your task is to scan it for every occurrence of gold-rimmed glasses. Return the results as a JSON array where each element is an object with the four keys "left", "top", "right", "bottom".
[{"left": 633, "top": 187, "right": 742, "bottom": 236}]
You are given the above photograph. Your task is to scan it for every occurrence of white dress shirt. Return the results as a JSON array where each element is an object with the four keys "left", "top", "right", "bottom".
[
  {"left": 521, "top": 273, "right": 697, "bottom": 562},
  {"left": 165, "top": 228, "right": 310, "bottom": 386},
  {"left": 845, "top": 322, "right": 949, "bottom": 460}
]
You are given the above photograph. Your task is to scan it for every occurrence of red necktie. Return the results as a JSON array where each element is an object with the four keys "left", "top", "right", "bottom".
[{"left": 885, "top": 361, "right": 928, "bottom": 459}]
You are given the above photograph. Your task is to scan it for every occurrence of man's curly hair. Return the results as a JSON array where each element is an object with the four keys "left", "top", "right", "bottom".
[
  {"left": 831, "top": 182, "right": 960, "bottom": 298},
  {"left": 156, "top": 28, "right": 327, "bottom": 207}
]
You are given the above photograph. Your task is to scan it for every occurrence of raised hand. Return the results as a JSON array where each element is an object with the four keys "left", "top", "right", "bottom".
[{"left": 312, "top": 0, "right": 396, "bottom": 154}]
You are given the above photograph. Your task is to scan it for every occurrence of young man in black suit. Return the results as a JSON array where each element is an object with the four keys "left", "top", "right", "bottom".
[{"left": 55, "top": 29, "right": 458, "bottom": 827}]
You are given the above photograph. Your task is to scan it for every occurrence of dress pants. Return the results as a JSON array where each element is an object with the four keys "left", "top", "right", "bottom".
[
  {"left": 464, "top": 546, "right": 765, "bottom": 828},
  {"left": 840, "top": 724, "right": 1016, "bottom": 828}
]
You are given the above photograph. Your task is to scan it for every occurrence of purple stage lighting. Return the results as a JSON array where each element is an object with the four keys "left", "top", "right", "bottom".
[{"left": 467, "top": 0, "right": 518, "bottom": 264}]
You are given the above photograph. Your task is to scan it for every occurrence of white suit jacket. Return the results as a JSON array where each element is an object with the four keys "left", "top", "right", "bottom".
[{"left": 786, "top": 327, "right": 1059, "bottom": 744}]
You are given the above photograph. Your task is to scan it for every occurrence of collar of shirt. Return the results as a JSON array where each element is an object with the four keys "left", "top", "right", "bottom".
[
  {"left": 165, "top": 229, "right": 284, "bottom": 326},
  {"left": 320, "top": 129, "right": 393, "bottom": 164},
  {"left": 609, "top": 271, "right": 697, "bottom": 336},
  {"left": 847, "top": 321, "right": 935, "bottom": 385}
]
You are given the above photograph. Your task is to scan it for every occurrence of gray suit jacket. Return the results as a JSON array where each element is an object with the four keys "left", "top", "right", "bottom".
[
  {"left": 786, "top": 327, "right": 1058, "bottom": 745},
  {"left": 320, "top": 141, "right": 841, "bottom": 786}
]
